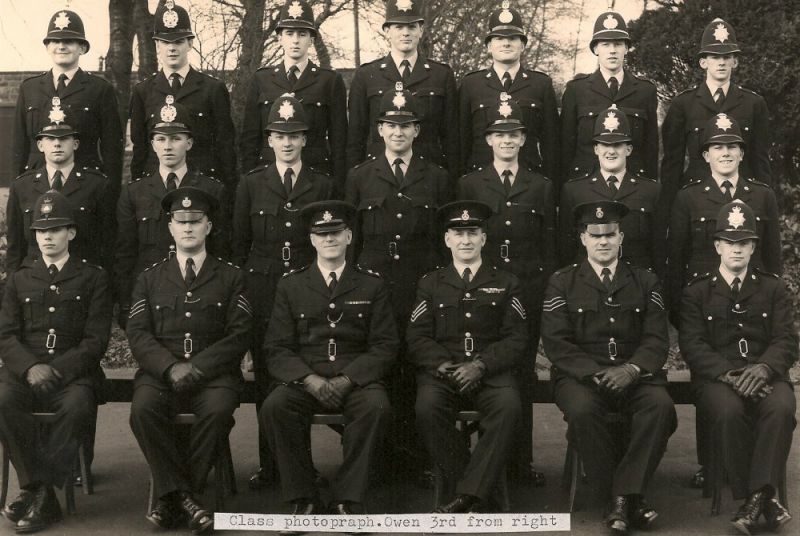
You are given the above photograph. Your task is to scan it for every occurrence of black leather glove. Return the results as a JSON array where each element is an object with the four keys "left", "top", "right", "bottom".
[
  {"left": 734, "top": 363, "right": 773, "bottom": 399},
  {"left": 594, "top": 364, "right": 640, "bottom": 395}
]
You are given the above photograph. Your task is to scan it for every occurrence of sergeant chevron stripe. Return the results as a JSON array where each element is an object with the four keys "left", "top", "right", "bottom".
[
  {"left": 542, "top": 296, "right": 566, "bottom": 312},
  {"left": 511, "top": 297, "right": 527, "bottom": 319},
  {"left": 410, "top": 300, "right": 427, "bottom": 322}
]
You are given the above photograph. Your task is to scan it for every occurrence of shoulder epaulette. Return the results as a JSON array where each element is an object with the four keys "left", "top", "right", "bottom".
[
  {"left": 144, "top": 258, "right": 169, "bottom": 272},
  {"left": 522, "top": 67, "right": 550, "bottom": 79},
  {"left": 282, "top": 264, "right": 310, "bottom": 278},
  {"left": 77, "top": 167, "right": 107, "bottom": 178},
  {"left": 629, "top": 171, "right": 657, "bottom": 183},
  {"left": 80, "top": 259, "right": 104, "bottom": 270},
  {"left": 352, "top": 156, "right": 377, "bottom": 170},
  {"left": 754, "top": 267, "right": 780, "bottom": 279},
  {"left": 554, "top": 263, "right": 580, "bottom": 276},
  {"left": 676, "top": 86, "right": 698, "bottom": 97},
  {"left": 246, "top": 164, "right": 268, "bottom": 175},
  {"left": 218, "top": 257, "right": 241, "bottom": 270},
  {"left": 737, "top": 85, "right": 762, "bottom": 97},
  {"left": 463, "top": 68, "right": 487, "bottom": 78},
  {"left": 360, "top": 57, "right": 384, "bottom": 68},
  {"left": 744, "top": 177, "right": 771, "bottom": 188},
  {"left": 687, "top": 272, "right": 712, "bottom": 286},
  {"left": 631, "top": 72, "right": 655, "bottom": 84},
  {"left": 567, "top": 171, "right": 592, "bottom": 182},
  {"left": 424, "top": 58, "right": 449, "bottom": 68},
  {"left": 356, "top": 265, "right": 381, "bottom": 278},
  {"left": 571, "top": 72, "right": 591, "bottom": 81},
  {"left": 681, "top": 178, "right": 704, "bottom": 190},
  {"left": 13, "top": 169, "right": 39, "bottom": 182}
]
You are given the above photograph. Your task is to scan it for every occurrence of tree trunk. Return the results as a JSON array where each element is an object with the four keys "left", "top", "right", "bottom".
[
  {"left": 314, "top": 35, "right": 333, "bottom": 69},
  {"left": 106, "top": 0, "right": 135, "bottom": 125},
  {"left": 229, "top": 0, "right": 267, "bottom": 141},
  {"left": 134, "top": 0, "right": 157, "bottom": 77}
]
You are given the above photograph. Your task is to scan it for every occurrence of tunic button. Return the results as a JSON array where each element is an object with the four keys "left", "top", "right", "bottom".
[
  {"left": 707, "top": 316, "right": 713, "bottom": 321},
  {"left": 286, "top": 202, "right": 292, "bottom": 208},
  {"left": 285, "top": 241, "right": 291, "bottom": 247},
  {"left": 48, "top": 349, "right": 55, "bottom": 355},
  {"left": 608, "top": 297, "right": 613, "bottom": 302},
  {"left": 465, "top": 352, "right": 472, "bottom": 357},
  {"left": 185, "top": 312, "right": 192, "bottom": 318},
  {"left": 610, "top": 317, "right": 615, "bottom": 323},
  {"left": 635, "top": 308, "right": 640, "bottom": 313},
  {"left": 187, "top": 291, "right": 193, "bottom": 297},
  {"left": 76, "top": 296, "right": 80, "bottom": 301},
  {"left": 185, "top": 333, "right": 191, "bottom": 338},
  {"left": 358, "top": 313, "right": 363, "bottom": 318},
  {"left": 578, "top": 308, "right": 583, "bottom": 313},
  {"left": 504, "top": 258, "right": 510, "bottom": 263},
  {"left": 465, "top": 332, "right": 472, "bottom": 337},
  {"left": 259, "top": 210, "right": 264, "bottom": 215},
  {"left": 506, "top": 201, "right": 512, "bottom": 207},
  {"left": 396, "top": 213, "right": 403, "bottom": 219},
  {"left": 397, "top": 193, "right": 403, "bottom": 198},
  {"left": 48, "top": 329, "right": 55, "bottom": 334},
  {"left": 330, "top": 323, "right": 336, "bottom": 328},
  {"left": 465, "top": 293, "right": 471, "bottom": 298},
  {"left": 284, "top": 261, "right": 290, "bottom": 267},
  {"left": 395, "top": 235, "right": 401, "bottom": 240},
  {"left": 762, "top": 313, "right": 768, "bottom": 318},
  {"left": 465, "top": 312, "right": 472, "bottom": 318},
  {"left": 505, "top": 220, "right": 511, "bottom": 226},
  {"left": 738, "top": 323, "right": 744, "bottom": 328},
  {"left": 184, "top": 353, "right": 191, "bottom": 359},
  {"left": 329, "top": 303, "right": 336, "bottom": 309},
  {"left": 329, "top": 356, "right": 336, "bottom": 362},
  {"left": 393, "top": 255, "right": 400, "bottom": 260},
  {"left": 48, "top": 306, "right": 55, "bottom": 313},
  {"left": 700, "top": 217, "right": 705, "bottom": 222},
  {"left": 25, "top": 298, "right": 30, "bottom": 303},
  {"left": 50, "top": 285, "right": 57, "bottom": 291},
  {"left": 504, "top": 239, "right": 510, "bottom": 244},
  {"left": 735, "top": 304, "right": 740, "bottom": 310},
  {"left": 285, "top": 222, "right": 292, "bottom": 227}
]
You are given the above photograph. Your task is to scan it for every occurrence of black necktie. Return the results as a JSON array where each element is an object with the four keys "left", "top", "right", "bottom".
[
  {"left": 48, "top": 264, "right": 59, "bottom": 280},
  {"left": 393, "top": 158, "right": 405, "bottom": 186},
  {"left": 502, "top": 71, "right": 512, "bottom": 92},
  {"left": 731, "top": 276, "right": 741, "bottom": 298},
  {"left": 185, "top": 258, "right": 196, "bottom": 287},
  {"left": 56, "top": 73, "right": 68, "bottom": 96},
  {"left": 601, "top": 267, "right": 612, "bottom": 292},
  {"left": 607, "top": 175, "right": 619, "bottom": 195},
  {"left": 288, "top": 65, "right": 299, "bottom": 86},
  {"left": 714, "top": 87, "right": 725, "bottom": 109},
  {"left": 400, "top": 60, "right": 411, "bottom": 84},
  {"left": 462, "top": 267, "right": 472, "bottom": 285},
  {"left": 170, "top": 72, "right": 182, "bottom": 94},
  {"left": 502, "top": 169, "right": 512, "bottom": 194},
  {"left": 166, "top": 172, "right": 178, "bottom": 191},
  {"left": 52, "top": 170, "right": 64, "bottom": 191},
  {"left": 328, "top": 271, "right": 338, "bottom": 294},
  {"left": 721, "top": 180, "right": 734, "bottom": 202},
  {"left": 609, "top": 77, "right": 619, "bottom": 99},
  {"left": 284, "top": 168, "right": 294, "bottom": 196}
]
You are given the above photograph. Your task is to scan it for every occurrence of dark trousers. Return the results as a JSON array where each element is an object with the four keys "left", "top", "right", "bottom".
[
  {"left": 129, "top": 384, "right": 238, "bottom": 500},
  {"left": 555, "top": 377, "right": 676, "bottom": 498},
  {"left": 260, "top": 383, "right": 390, "bottom": 504},
  {"left": 696, "top": 381, "right": 796, "bottom": 500},
  {"left": 0, "top": 380, "right": 94, "bottom": 489},
  {"left": 416, "top": 379, "right": 520, "bottom": 500}
]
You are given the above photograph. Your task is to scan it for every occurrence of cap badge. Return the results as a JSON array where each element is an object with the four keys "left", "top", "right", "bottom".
[
  {"left": 728, "top": 205, "right": 745, "bottom": 228},
  {"left": 392, "top": 92, "right": 407, "bottom": 109},
  {"left": 166, "top": 95, "right": 175, "bottom": 105},
  {"left": 288, "top": 1, "right": 304, "bottom": 18},
  {"left": 395, "top": 81, "right": 404, "bottom": 91},
  {"left": 498, "top": 101, "right": 513, "bottom": 118},
  {"left": 461, "top": 210, "right": 470, "bottom": 221},
  {"left": 279, "top": 100, "right": 295, "bottom": 121},
  {"left": 500, "top": 92, "right": 511, "bottom": 101},
  {"left": 165, "top": 0, "right": 175, "bottom": 8},
  {"left": 322, "top": 211, "right": 333, "bottom": 222},
  {"left": 181, "top": 196, "right": 192, "bottom": 208},
  {"left": 498, "top": 5, "right": 514, "bottom": 24},
  {"left": 48, "top": 98, "right": 66, "bottom": 124},
  {"left": 396, "top": 0, "right": 413, "bottom": 12},
  {"left": 160, "top": 102, "right": 177, "bottom": 123},
  {"left": 713, "top": 23, "right": 729, "bottom": 43},
  {"left": 603, "top": 111, "right": 620, "bottom": 132},
  {"left": 716, "top": 114, "right": 733, "bottom": 131},
  {"left": 596, "top": 207, "right": 604, "bottom": 219},
  {"left": 41, "top": 198, "right": 54, "bottom": 215},
  {"left": 163, "top": 5, "right": 179, "bottom": 29},
  {"left": 501, "top": 0, "right": 511, "bottom": 7},
  {"left": 603, "top": 14, "right": 619, "bottom": 30},
  {"left": 53, "top": 11, "right": 71, "bottom": 30}
]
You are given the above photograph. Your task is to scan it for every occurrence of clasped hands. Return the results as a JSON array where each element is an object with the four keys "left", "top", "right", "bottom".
[
  {"left": 718, "top": 363, "right": 773, "bottom": 400},
  {"left": 593, "top": 363, "right": 641, "bottom": 395},
  {"left": 303, "top": 374, "right": 353, "bottom": 410},
  {"left": 26, "top": 364, "right": 63, "bottom": 395},
  {"left": 167, "top": 362, "right": 205, "bottom": 392},
  {"left": 437, "top": 360, "right": 485, "bottom": 394}
]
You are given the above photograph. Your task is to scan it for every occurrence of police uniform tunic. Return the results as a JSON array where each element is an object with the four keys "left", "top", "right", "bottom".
[
  {"left": 127, "top": 255, "right": 253, "bottom": 499},
  {"left": 239, "top": 62, "right": 347, "bottom": 191},
  {"left": 541, "top": 261, "right": 676, "bottom": 497},
  {"left": 406, "top": 264, "right": 527, "bottom": 500},
  {"left": 0, "top": 257, "right": 111, "bottom": 489},
  {"left": 679, "top": 269, "right": 797, "bottom": 499},
  {"left": 6, "top": 167, "right": 112, "bottom": 273},
  {"left": 346, "top": 57, "right": 459, "bottom": 175},
  {"left": 458, "top": 67, "right": 560, "bottom": 180},
  {"left": 261, "top": 264, "right": 398, "bottom": 503},
  {"left": 560, "top": 70, "right": 659, "bottom": 184}
]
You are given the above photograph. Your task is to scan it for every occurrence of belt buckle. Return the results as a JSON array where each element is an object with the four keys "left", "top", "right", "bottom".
[
  {"left": 389, "top": 241, "right": 398, "bottom": 257},
  {"left": 328, "top": 339, "right": 337, "bottom": 359},
  {"left": 608, "top": 338, "right": 617, "bottom": 360},
  {"left": 500, "top": 244, "right": 509, "bottom": 259},
  {"left": 464, "top": 337, "right": 474, "bottom": 353},
  {"left": 738, "top": 338, "right": 748, "bottom": 358},
  {"left": 282, "top": 246, "right": 291, "bottom": 261},
  {"left": 184, "top": 337, "right": 193, "bottom": 355},
  {"left": 46, "top": 333, "right": 56, "bottom": 349}
]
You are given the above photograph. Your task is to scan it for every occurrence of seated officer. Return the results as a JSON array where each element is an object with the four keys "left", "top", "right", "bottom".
[
  {"left": 127, "top": 187, "right": 252, "bottom": 534},
  {"left": 261, "top": 201, "right": 398, "bottom": 516},
  {"left": 680, "top": 201, "right": 796, "bottom": 536},
  {"left": 0, "top": 191, "right": 111, "bottom": 533},
  {"left": 407, "top": 200, "right": 527, "bottom": 513},
  {"left": 542, "top": 201, "right": 676, "bottom": 534}
]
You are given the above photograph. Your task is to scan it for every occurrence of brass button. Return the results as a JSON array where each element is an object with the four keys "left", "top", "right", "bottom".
[{"left": 185, "top": 312, "right": 192, "bottom": 318}]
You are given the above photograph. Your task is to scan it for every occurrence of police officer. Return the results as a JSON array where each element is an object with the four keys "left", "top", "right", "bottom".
[
  {"left": 560, "top": 105, "right": 666, "bottom": 277},
  {"left": 407, "top": 200, "right": 527, "bottom": 513},
  {"left": 233, "top": 94, "right": 333, "bottom": 488},
  {"left": 116, "top": 96, "right": 229, "bottom": 327},
  {"left": 239, "top": 0, "right": 347, "bottom": 193},
  {"left": 130, "top": 0, "right": 237, "bottom": 197},
  {"left": 6, "top": 102, "right": 112, "bottom": 274},
  {"left": 560, "top": 11, "right": 658, "bottom": 185},
  {"left": 661, "top": 18, "right": 772, "bottom": 211},
  {"left": 346, "top": 0, "right": 458, "bottom": 176},
  {"left": 0, "top": 191, "right": 111, "bottom": 533},
  {"left": 458, "top": 1, "right": 559, "bottom": 181},
  {"left": 261, "top": 201, "right": 398, "bottom": 515},
  {"left": 679, "top": 201, "right": 795, "bottom": 535},
  {"left": 457, "top": 95, "right": 554, "bottom": 484},
  {"left": 12, "top": 9, "right": 123, "bottom": 206},
  {"left": 127, "top": 187, "right": 252, "bottom": 534},
  {"left": 541, "top": 201, "right": 676, "bottom": 534}
]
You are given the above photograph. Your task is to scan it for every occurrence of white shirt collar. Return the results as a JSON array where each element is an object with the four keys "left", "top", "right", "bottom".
[
  {"left": 163, "top": 64, "right": 191, "bottom": 82},
  {"left": 275, "top": 162, "right": 303, "bottom": 186},
  {"left": 319, "top": 260, "right": 346, "bottom": 285},
  {"left": 46, "top": 163, "right": 74, "bottom": 186},
  {"left": 587, "top": 258, "right": 619, "bottom": 280},
  {"left": 599, "top": 67, "right": 624, "bottom": 86},
  {"left": 176, "top": 250, "right": 207, "bottom": 277},
  {"left": 718, "top": 264, "right": 747, "bottom": 288},
  {"left": 160, "top": 164, "right": 188, "bottom": 186},
  {"left": 284, "top": 58, "right": 309, "bottom": 76},
  {"left": 52, "top": 67, "right": 79, "bottom": 88},
  {"left": 705, "top": 80, "right": 731, "bottom": 98},
  {"left": 493, "top": 161, "right": 519, "bottom": 183},
  {"left": 600, "top": 169, "right": 626, "bottom": 183},
  {"left": 492, "top": 62, "right": 521, "bottom": 82},
  {"left": 453, "top": 259, "right": 482, "bottom": 280},
  {"left": 390, "top": 51, "right": 418, "bottom": 71},
  {"left": 385, "top": 149, "right": 412, "bottom": 169},
  {"left": 43, "top": 254, "right": 70, "bottom": 272},
  {"left": 711, "top": 174, "right": 739, "bottom": 191}
]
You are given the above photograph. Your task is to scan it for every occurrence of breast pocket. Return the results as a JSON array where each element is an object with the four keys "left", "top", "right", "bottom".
[
  {"left": 303, "top": 98, "right": 330, "bottom": 134},
  {"left": 135, "top": 207, "right": 163, "bottom": 246},
  {"left": 409, "top": 197, "right": 436, "bottom": 234},
  {"left": 25, "top": 105, "right": 41, "bottom": 135},
  {"left": 510, "top": 203, "right": 543, "bottom": 237},
  {"left": 622, "top": 107, "right": 648, "bottom": 142},
  {"left": 690, "top": 215, "right": 716, "bottom": 251},
  {"left": 472, "top": 99, "right": 495, "bottom": 138},
  {"left": 577, "top": 106, "right": 602, "bottom": 145},
  {"left": 357, "top": 197, "right": 386, "bottom": 236},
  {"left": 68, "top": 102, "right": 98, "bottom": 134},
  {"left": 152, "top": 294, "right": 178, "bottom": 334},
  {"left": 517, "top": 97, "right": 544, "bottom": 132},
  {"left": 610, "top": 299, "right": 646, "bottom": 335},
  {"left": 413, "top": 87, "right": 445, "bottom": 123},
  {"left": 621, "top": 204, "right": 652, "bottom": 240},
  {"left": 200, "top": 297, "right": 229, "bottom": 329},
  {"left": 19, "top": 290, "right": 45, "bottom": 325},
  {"left": 474, "top": 295, "right": 502, "bottom": 333},
  {"left": 257, "top": 95, "right": 272, "bottom": 128},
  {"left": 55, "top": 289, "right": 88, "bottom": 333},
  {"left": 685, "top": 120, "right": 706, "bottom": 160},
  {"left": 568, "top": 300, "right": 598, "bottom": 331},
  {"left": 434, "top": 302, "right": 459, "bottom": 339},
  {"left": 250, "top": 203, "right": 279, "bottom": 240}
]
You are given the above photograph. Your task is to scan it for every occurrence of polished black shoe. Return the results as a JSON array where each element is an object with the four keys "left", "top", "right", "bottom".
[
  {"left": 178, "top": 491, "right": 213, "bottom": 535},
  {"left": 763, "top": 497, "right": 792, "bottom": 532},
  {"left": 689, "top": 467, "right": 705, "bottom": 489},
  {"left": 435, "top": 494, "right": 480, "bottom": 514},
  {"left": 509, "top": 463, "right": 547, "bottom": 487},
  {"left": 330, "top": 501, "right": 363, "bottom": 515},
  {"left": 248, "top": 467, "right": 272, "bottom": 490},
  {"left": 604, "top": 496, "right": 630, "bottom": 534},
  {"left": 146, "top": 497, "right": 184, "bottom": 529},
  {"left": 731, "top": 490, "right": 765, "bottom": 536},
  {"left": 630, "top": 496, "right": 658, "bottom": 529},
  {"left": 288, "top": 498, "right": 323, "bottom": 516},
  {"left": 15, "top": 485, "right": 62, "bottom": 534},
  {"left": 2, "top": 490, "right": 32, "bottom": 523}
]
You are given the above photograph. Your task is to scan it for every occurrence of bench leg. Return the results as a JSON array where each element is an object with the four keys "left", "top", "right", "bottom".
[
  {"left": 1, "top": 445, "right": 9, "bottom": 509},
  {"left": 78, "top": 445, "right": 93, "bottom": 496},
  {"left": 64, "top": 473, "right": 76, "bottom": 515},
  {"left": 147, "top": 473, "right": 155, "bottom": 514}
]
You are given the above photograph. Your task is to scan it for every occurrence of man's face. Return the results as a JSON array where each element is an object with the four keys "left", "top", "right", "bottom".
[
  {"left": 594, "top": 40, "right": 628, "bottom": 73},
  {"left": 715, "top": 238, "right": 755, "bottom": 273},
  {"left": 378, "top": 122, "right": 419, "bottom": 154},
  {"left": 485, "top": 130, "right": 525, "bottom": 162},
  {"left": 444, "top": 227, "right": 486, "bottom": 264},
  {"left": 168, "top": 215, "right": 212, "bottom": 254},
  {"left": 703, "top": 143, "right": 743, "bottom": 178},
  {"left": 36, "top": 135, "right": 78, "bottom": 166},
  {"left": 580, "top": 226, "right": 624, "bottom": 266},
  {"left": 700, "top": 54, "right": 738, "bottom": 84},
  {"left": 385, "top": 22, "right": 423, "bottom": 54},
  {"left": 45, "top": 39, "right": 85, "bottom": 70},
  {"left": 310, "top": 229, "right": 352, "bottom": 262},
  {"left": 279, "top": 29, "right": 314, "bottom": 61},
  {"left": 594, "top": 142, "right": 632, "bottom": 174},
  {"left": 152, "top": 133, "right": 193, "bottom": 169},
  {"left": 36, "top": 226, "right": 75, "bottom": 260},
  {"left": 155, "top": 38, "right": 192, "bottom": 70},
  {"left": 268, "top": 131, "right": 306, "bottom": 165},
  {"left": 486, "top": 35, "right": 525, "bottom": 64}
]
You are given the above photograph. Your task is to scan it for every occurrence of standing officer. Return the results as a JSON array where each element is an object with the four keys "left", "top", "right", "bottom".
[
  {"left": 542, "top": 201, "right": 676, "bottom": 534},
  {"left": 239, "top": 0, "right": 347, "bottom": 193},
  {"left": 560, "top": 11, "right": 658, "bottom": 185},
  {"left": 116, "top": 96, "right": 228, "bottom": 328},
  {"left": 6, "top": 101, "right": 112, "bottom": 274},
  {"left": 680, "top": 201, "right": 795, "bottom": 536},
  {"left": 560, "top": 105, "right": 666, "bottom": 276},
  {"left": 661, "top": 18, "right": 772, "bottom": 211},
  {"left": 12, "top": 9, "right": 123, "bottom": 206},
  {"left": 407, "top": 200, "right": 527, "bottom": 513},
  {"left": 261, "top": 201, "right": 398, "bottom": 515},
  {"left": 458, "top": 1, "right": 559, "bottom": 182},
  {"left": 127, "top": 187, "right": 252, "bottom": 534},
  {"left": 233, "top": 94, "right": 333, "bottom": 488},
  {"left": 129, "top": 0, "right": 237, "bottom": 198},
  {"left": 346, "top": 0, "right": 458, "bottom": 177},
  {"left": 0, "top": 191, "right": 111, "bottom": 533},
  {"left": 457, "top": 94, "right": 554, "bottom": 484}
]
